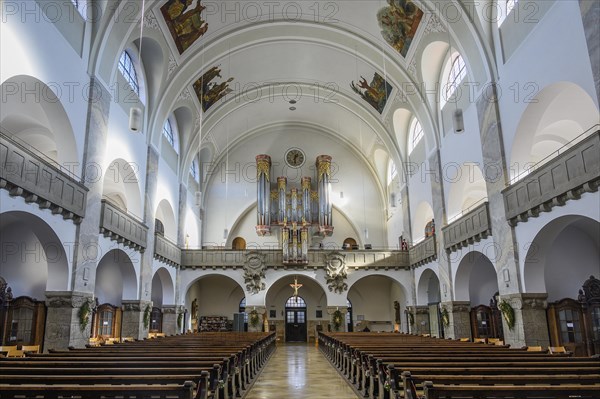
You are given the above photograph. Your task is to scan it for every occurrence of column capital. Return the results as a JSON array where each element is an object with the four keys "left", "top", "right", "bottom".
[
  {"left": 326, "top": 306, "right": 348, "bottom": 315},
  {"left": 500, "top": 293, "right": 548, "bottom": 310},
  {"left": 440, "top": 301, "right": 471, "bottom": 313},
  {"left": 45, "top": 291, "right": 93, "bottom": 309}
]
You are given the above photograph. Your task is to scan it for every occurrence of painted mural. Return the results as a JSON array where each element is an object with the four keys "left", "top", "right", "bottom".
[
  {"left": 351, "top": 73, "right": 393, "bottom": 114},
  {"left": 377, "top": 0, "right": 424, "bottom": 57},
  {"left": 160, "top": 0, "right": 208, "bottom": 54},
  {"left": 193, "top": 66, "right": 234, "bottom": 112}
]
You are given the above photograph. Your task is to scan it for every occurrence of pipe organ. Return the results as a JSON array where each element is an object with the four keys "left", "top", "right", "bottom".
[{"left": 255, "top": 154, "right": 334, "bottom": 265}]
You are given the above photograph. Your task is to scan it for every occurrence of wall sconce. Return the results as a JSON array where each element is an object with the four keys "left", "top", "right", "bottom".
[
  {"left": 503, "top": 269, "right": 510, "bottom": 287},
  {"left": 442, "top": 283, "right": 447, "bottom": 294},
  {"left": 129, "top": 107, "right": 143, "bottom": 132},
  {"left": 453, "top": 108, "right": 464, "bottom": 133},
  {"left": 223, "top": 228, "right": 229, "bottom": 239}
]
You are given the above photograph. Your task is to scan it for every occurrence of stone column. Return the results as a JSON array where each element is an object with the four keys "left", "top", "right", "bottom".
[
  {"left": 139, "top": 147, "right": 160, "bottom": 305},
  {"left": 440, "top": 301, "right": 471, "bottom": 340},
  {"left": 327, "top": 306, "right": 348, "bottom": 332},
  {"left": 414, "top": 306, "right": 430, "bottom": 335},
  {"left": 579, "top": 0, "right": 600, "bottom": 105},
  {"left": 476, "top": 84, "right": 522, "bottom": 296},
  {"left": 500, "top": 293, "right": 550, "bottom": 348},
  {"left": 44, "top": 291, "right": 94, "bottom": 351},
  {"left": 121, "top": 300, "right": 152, "bottom": 339},
  {"left": 428, "top": 150, "right": 452, "bottom": 302},
  {"left": 162, "top": 305, "right": 183, "bottom": 336},
  {"left": 72, "top": 77, "right": 111, "bottom": 294}
]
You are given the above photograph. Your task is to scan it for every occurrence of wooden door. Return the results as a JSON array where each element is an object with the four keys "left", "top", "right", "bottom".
[
  {"left": 3, "top": 296, "right": 45, "bottom": 349},
  {"left": 285, "top": 309, "right": 307, "bottom": 342}
]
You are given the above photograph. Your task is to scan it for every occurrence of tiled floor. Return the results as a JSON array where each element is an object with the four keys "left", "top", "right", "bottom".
[{"left": 244, "top": 343, "right": 359, "bottom": 399}]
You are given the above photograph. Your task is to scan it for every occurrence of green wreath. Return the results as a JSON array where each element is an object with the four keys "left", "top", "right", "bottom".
[
  {"left": 177, "top": 313, "right": 183, "bottom": 330},
  {"left": 249, "top": 310, "right": 260, "bottom": 328},
  {"left": 408, "top": 312, "right": 414, "bottom": 326},
  {"left": 498, "top": 300, "right": 515, "bottom": 330},
  {"left": 332, "top": 310, "right": 343, "bottom": 331},
  {"left": 440, "top": 307, "right": 450, "bottom": 327},
  {"left": 78, "top": 300, "right": 92, "bottom": 332},
  {"left": 143, "top": 305, "right": 151, "bottom": 330}
]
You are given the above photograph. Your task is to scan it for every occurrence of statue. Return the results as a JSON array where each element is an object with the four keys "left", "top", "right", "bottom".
[{"left": 394, "top": 300, "right": 401, "bottom": 324}]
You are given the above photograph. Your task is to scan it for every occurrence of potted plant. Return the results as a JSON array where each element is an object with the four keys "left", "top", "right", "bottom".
[{"left": 332, "top": 310, "right": 343, "bottom": 331}]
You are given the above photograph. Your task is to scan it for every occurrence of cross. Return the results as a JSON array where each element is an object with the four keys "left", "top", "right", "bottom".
[{"left": 290, "top": 277, "right": 303, "bottom": 298}]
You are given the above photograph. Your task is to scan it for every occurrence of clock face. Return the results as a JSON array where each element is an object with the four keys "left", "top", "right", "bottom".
[{"left": 285, "top": 148, "right": 305, "bottom": 168}]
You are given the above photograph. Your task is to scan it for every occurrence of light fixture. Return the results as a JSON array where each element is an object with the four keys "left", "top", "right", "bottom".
[
  {"left": 339, "top": 191, "right": 344, "bottom": 199},
  {"left": 289, "top": 99, "right": 297, "bottom": 104},
  {"left": 129, "top": 0, "right": 146, "bottom": 132},
  {"left": 129, "top": 107, "right": 143, "bottom": 132},
  {"left": 289, "top": 106, "right": 296, "bottom": 111},
  {"left": 453, "top": 108, "right": 464, "bottom": 133},
  {"left": 223, "top": 228, "right": 229, "bottom": 239}
]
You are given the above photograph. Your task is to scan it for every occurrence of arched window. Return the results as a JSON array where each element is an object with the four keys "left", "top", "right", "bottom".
[
  {"left": 190, "top": 158, "right": 199, "bottom": 182},
  {"left": 162, "top": 119, "right": 179, "bottom": 153},
  {"left": 499, "top": 0, "right": 519, "bottom": 25},
  {"left": 408, "top": 118, "right": 424, "bottom": 154},
  {"left": 444, "top": 54, "right": 467, "bottom": 102},
  {"left": 71, "top": 0, "right": 86, "bottom": 17},
  {"left": 285, "top": 296, "right": 306, "bottom": 308},
  {"left": 118, "top": 51, "right": 140, "bottom": 96}
]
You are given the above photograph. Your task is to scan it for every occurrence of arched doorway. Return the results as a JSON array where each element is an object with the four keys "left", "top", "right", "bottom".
[
  {"left": 524, "top": 215, "right": 600, "bottom": 356},
  {"left": 232, "top": 237, "right": 246, "bottom": 250},
  {"left": 417, "top": 269, "right": 442, "bottom": 337},
  {"left": 343, "top": 238, "right": 357, "bottom": 250},
  {"left": 454, "top": 251, "right": 502, "bottom": 340},
  {"left": 285, "top": 296, "right": 307, "bottom": 342}
]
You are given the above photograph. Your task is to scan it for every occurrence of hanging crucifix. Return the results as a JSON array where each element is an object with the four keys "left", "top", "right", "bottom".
[{"left": 290, "top": 276, "right": 303, "bottom": 303}]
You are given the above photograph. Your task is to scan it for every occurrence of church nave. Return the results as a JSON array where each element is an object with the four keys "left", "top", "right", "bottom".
[{"left": 245, "top": 343, "right": 359, "bottom": 399}]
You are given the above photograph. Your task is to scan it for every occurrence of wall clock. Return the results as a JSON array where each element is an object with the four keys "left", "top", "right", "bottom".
[{"left": 285, "top": 148, "right": 305, "bottom": 168}]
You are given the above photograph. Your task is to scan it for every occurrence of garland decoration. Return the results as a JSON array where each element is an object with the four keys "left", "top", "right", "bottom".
[
  {"left": 177, "top": 313, "right": 183, "bottom": 330},
  {"left": 440, "top": 307, "right": 450, "bottom": 327},
  {"left": 78, "top": 300, "right": 92, "bottom": 332},
  {"left": 143, "top": 305, "right": 151, "bottom": 330},
  {"left": 249, "top": 310, "right": 260, "bottom": 327},
  {"left": 408, "top": 312, "right": 414, "bottom": 326},
  {"left": 498, "top": 300, "right": 515, "bottom": 330},
  {"left": 332, "top": 310, "right": 343, "bottom": 331}
]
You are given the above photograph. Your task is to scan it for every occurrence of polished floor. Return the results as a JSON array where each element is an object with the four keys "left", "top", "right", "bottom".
[{"left": 244, "top": 343, "right": 359, "bottom": 399}]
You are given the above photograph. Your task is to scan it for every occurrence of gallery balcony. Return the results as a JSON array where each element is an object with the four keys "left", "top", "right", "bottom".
[
  {"left": 409, "top": 235, "right": 437, "bottom": 267},
  {"left": 154, "top": 233, "right": 181, "bottom": 267},
  {"left": 442, "top": 201, "right": 491, "bottom": 253},
  {"left": 180, "top": 248, "right": 410, "bottom": 270},
  {"left": 0, "top": 131, "right": 87, "bottom": 223},
  {"left": 99, "top": 200, "right": 148, "bottom": 252},
  {"left": 503, "top": 128, "right": 600, "bottom": 226}
]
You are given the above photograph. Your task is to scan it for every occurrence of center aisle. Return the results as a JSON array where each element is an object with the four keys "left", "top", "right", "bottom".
[{"left": 244, "top": 343, "right": 359, "bottom": 399}]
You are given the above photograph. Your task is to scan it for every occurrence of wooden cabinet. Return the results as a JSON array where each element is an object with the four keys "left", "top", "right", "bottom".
[
  {"left": 92, "top": 303, "right": 121, "bottom": 340},
  {"left": 1, "top": 296, "right": 45, "bottom": 349}
]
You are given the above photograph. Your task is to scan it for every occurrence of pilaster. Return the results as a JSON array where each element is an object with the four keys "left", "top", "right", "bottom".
[
  {"left": 412, "top": 305, "right": 430, "bottom": 335},
  {"left": 500, "top": 293, "right": 550, "bottom": 348},
  {"left": 140, "top": 147, "right": 160, "bottom": 303},
  {"left": 440, "top": 301, "right": 471, "bottom": 340},
  {"left": 72, "top": 77, "right": 111, "bottom": 293},
  {"left": 121, "top": 300, "right": 152, "bottom": 340},
  {"left": 248, "top": 306, "right": 266, "bottom": 332},
  {"left": 43, "top": 291, "right": 94, "bottom": 350},
  {"left": 161, "top": 305, "right": 184, "bottom": 336},
  {"left": 428, "top": 150, "right": 452, "bottom": 302},
  {"left": 579, "top": 0, "right": 600, "bottom": 105},
  {"left": 476, "top": 84, "right": 522, "bottom": 295}
]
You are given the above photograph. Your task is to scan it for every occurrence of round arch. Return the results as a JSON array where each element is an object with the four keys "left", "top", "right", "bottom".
[
  {"left": 95, "top": 249, "right": 138, "bottom": 306},
  {"left": 0, "top": 211, "right": 69, "bottom": 297},
  {"left": 347, "top": 273, "right": 409, "bottom": 332},
  {"left": 155, "top": 199, "right": 177, "bottom": 242},
  {"left": 0, "top": 75, "right": 79, "bottom": 168},
  {"left": 510, "top": 82, "right": 598, "bottom": 181},
  {"left": 523, "top": 215, "right": 599, "bottom": 301},
  {"left": 151, "top": 267, "right": 175, "bottom": 307},
  {"left": 454, "top": 251, "right": 499, "bottom": 305},
  {"left": 417, "top": 268, "right": 441, "bottom": 305},
  {"left": 102, "top": 158, "right": 143, "bottom": 218}
]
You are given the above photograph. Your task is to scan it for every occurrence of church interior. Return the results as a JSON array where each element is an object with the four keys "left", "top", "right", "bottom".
[{"left": 0, "top": 0, "right": 599, "bottom": 397}]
